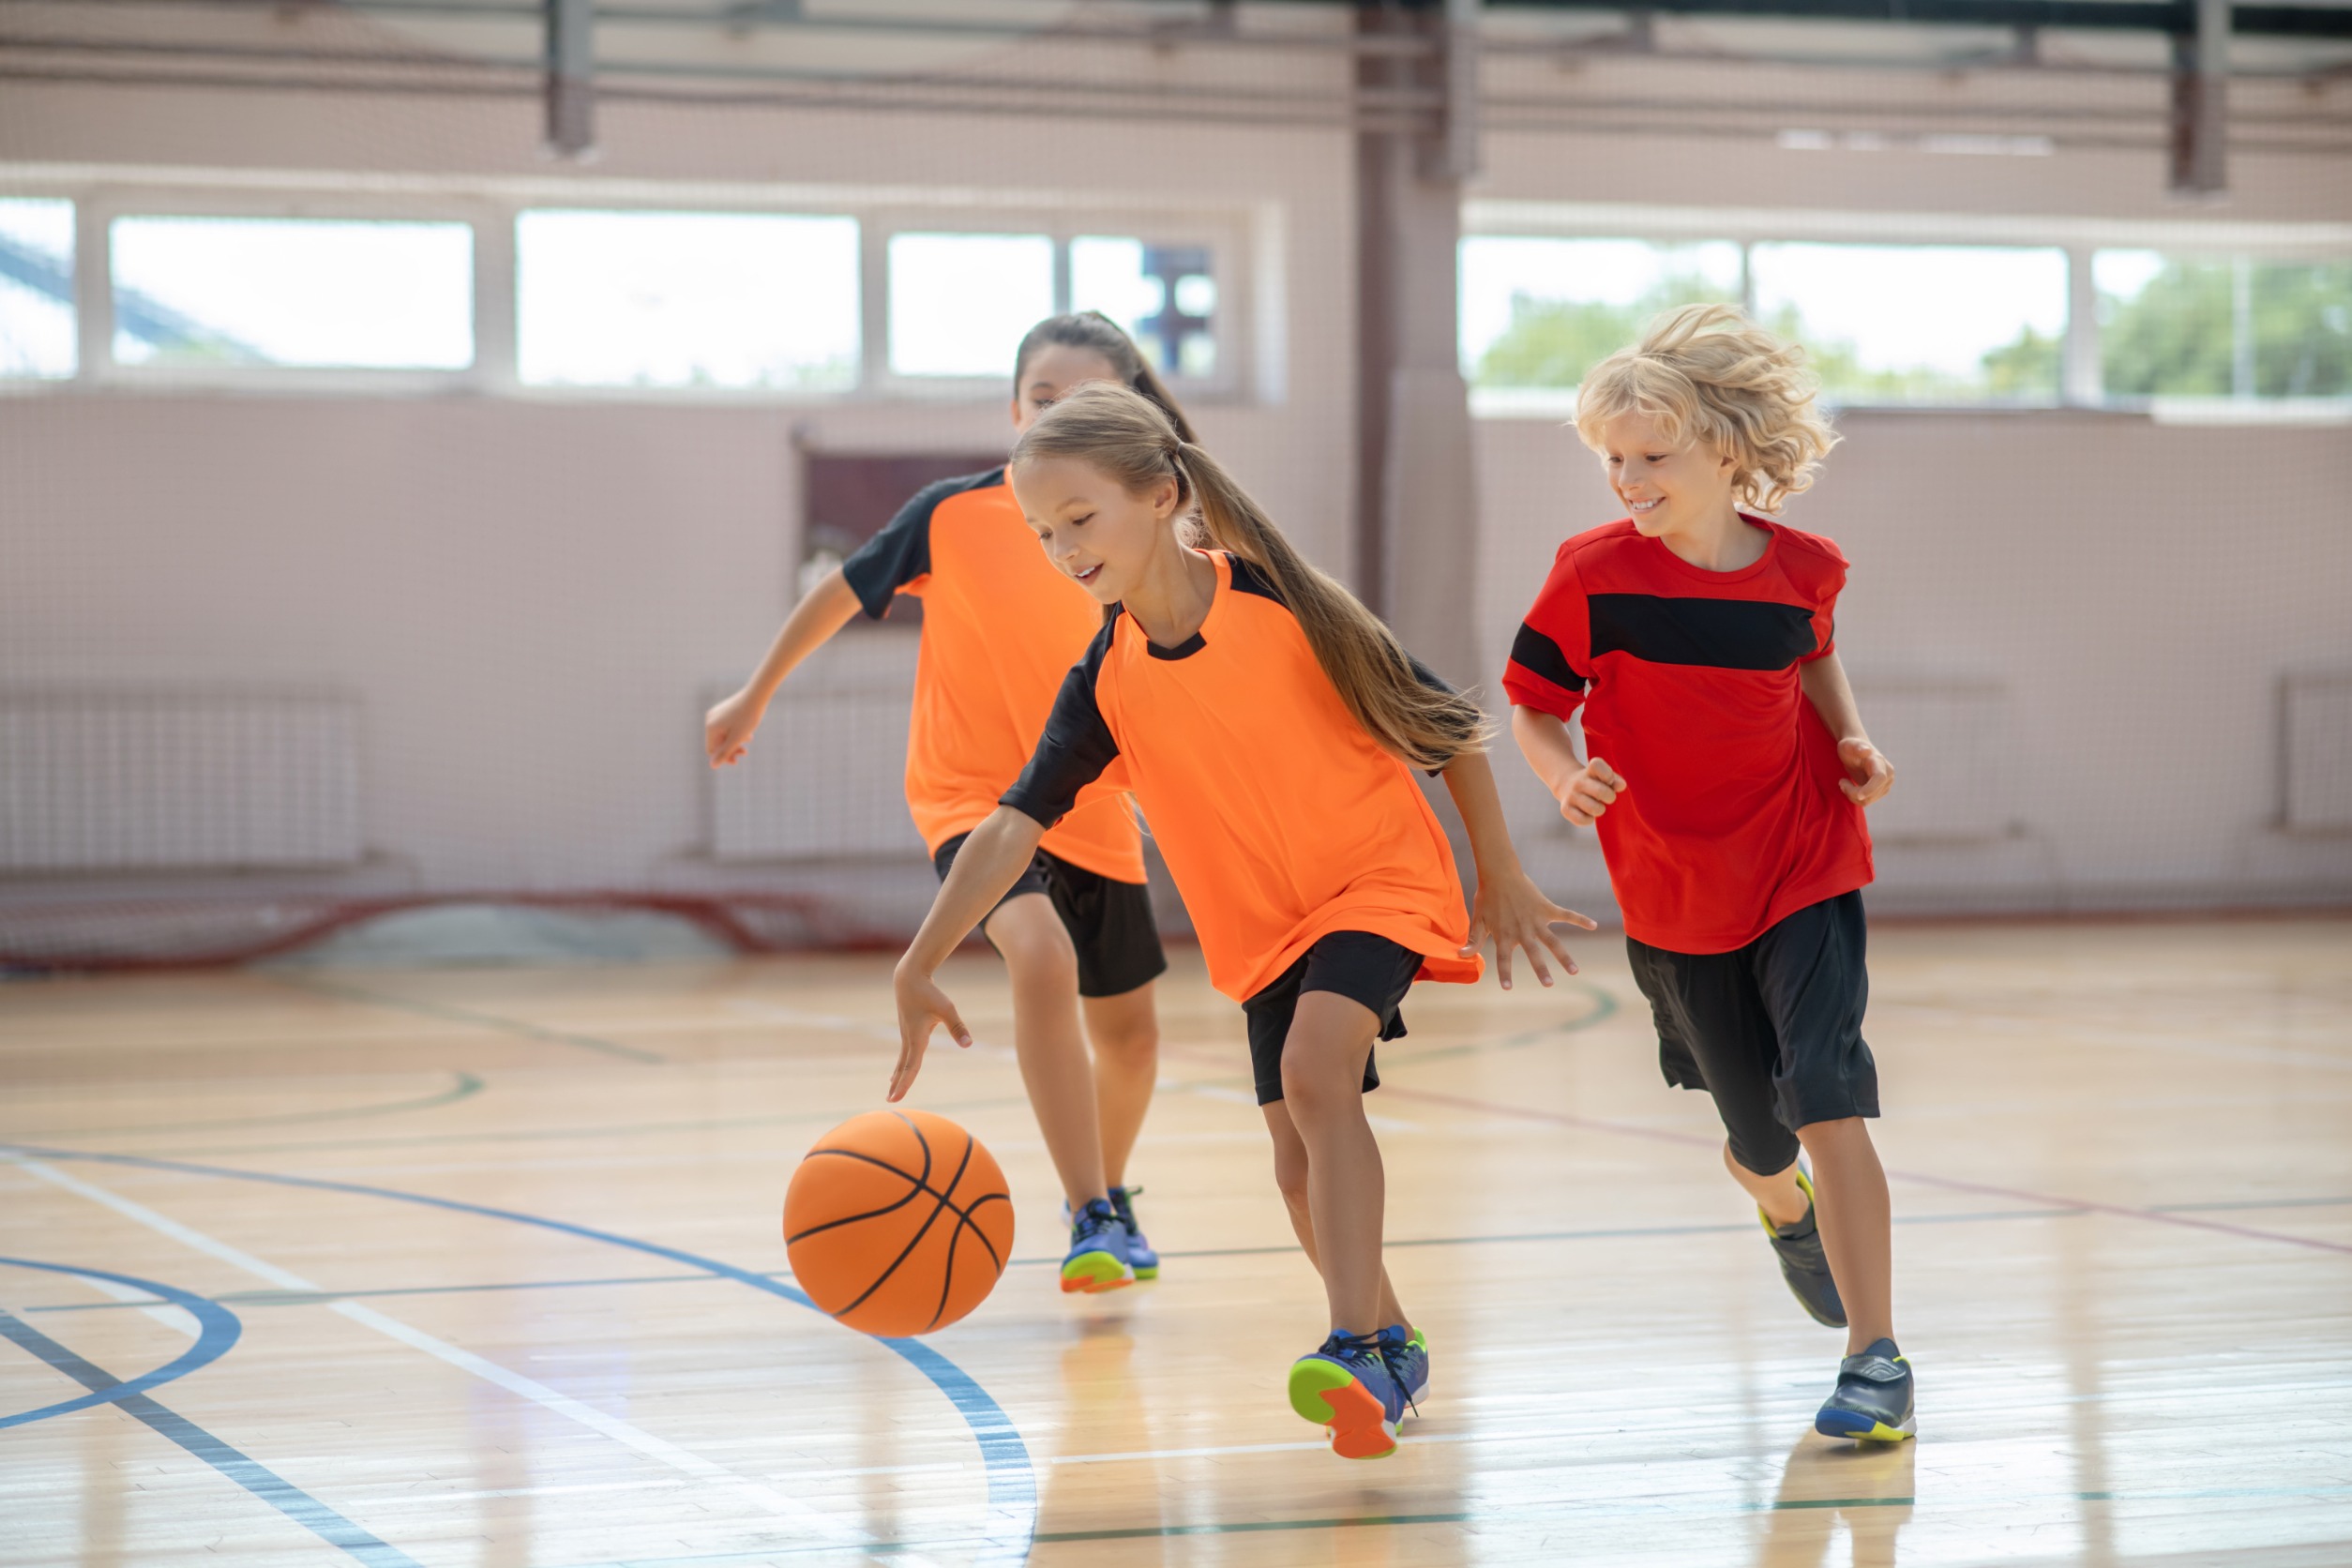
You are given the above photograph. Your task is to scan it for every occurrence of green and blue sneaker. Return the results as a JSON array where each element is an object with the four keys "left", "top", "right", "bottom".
[
  {"left": 1377, "top": 1323, "right": 1428, "bottom": 1411},
  {"left": 1815, "top": 1339, "right": 1915, "bottom": 1442},
  {"left": 1060, "top": 1198, "right": 1135, "bottom": 1295},
  {"left": 1108, "top": 1185, "right": 1159, "bottom": 1280},
  {"left": 1288, "top": 1331, "right": 1407, "bottom": 1460},
  {"left": 1764, "top": 1168, "right": 1847, "bottom": 1328}
]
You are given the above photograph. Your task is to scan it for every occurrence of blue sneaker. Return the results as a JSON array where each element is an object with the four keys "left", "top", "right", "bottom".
[
  {"left": 1060, "top": 1198, "right": 1135, "bottom": 1294},
  {"left": 1108, "top": 1185, "right": 1159, "bottom": 1279},
  {"left": 1288, "top": 1331, "right": 1406, "bottom": 1459},
  {"left": 1378, "top": 1323, "right": 1427, "bottom": 1411},
  {"left": 1815, "top": 1339, "right": 1915, "bottom": 1442}
]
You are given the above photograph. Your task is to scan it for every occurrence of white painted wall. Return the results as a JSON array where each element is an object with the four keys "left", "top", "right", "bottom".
[{"left": 4, "top": 50, "right": 2348, "bottom": 947}]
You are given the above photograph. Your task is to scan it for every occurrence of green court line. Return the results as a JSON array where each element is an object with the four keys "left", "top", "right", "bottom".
[
  {"left": 3, "top": 1070, "right": 485, "bottom": 1141},
  {"left": 274, "top": 974, "right": 665, "bottom": 1064}
]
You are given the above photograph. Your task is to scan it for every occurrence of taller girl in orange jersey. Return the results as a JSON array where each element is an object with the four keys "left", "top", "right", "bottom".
[
  {"left": 887, "top": 383, "right": 1597, "bottom": 1461},
  {"left": 706, "top": 315, "right": 1183, "bottom": 1294}
]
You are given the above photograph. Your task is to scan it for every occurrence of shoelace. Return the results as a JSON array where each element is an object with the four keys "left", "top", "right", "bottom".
[
  {"left": 1110, "top": 1185, "right": 1144, "bottom": 1230},
  {"left": 1072, "top": 1199, "right": 1120, "bottom": 1243},
  {"left": 1321, "top": 1331, "right": 1417, "bottom": 1418}
]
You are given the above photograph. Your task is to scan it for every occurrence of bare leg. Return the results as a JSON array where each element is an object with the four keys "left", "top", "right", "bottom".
[
  {"left": 1274, "top": 992, "right": 1406, "bottom": 1336},
  {"left": 1080, "top": 982, "right": 1159, "bottom": 1190},
  {"left": 1795, "top": 1116, "right": 1894, "bottom": 1354},
  {"left": 982, "top": 894, "right": 1108, "bottom": 1214},
  {"left": 1262, "top": 1098, "right": 1409, "bottom": 1333},
  {"left": 1722, "top": 1141, "right": 1812, "bottom": 1230}
]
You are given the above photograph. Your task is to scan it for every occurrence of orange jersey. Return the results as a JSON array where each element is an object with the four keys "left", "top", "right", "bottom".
[
  {"left": 1002, "top": 551, "right": 1481, "bottom": 1002},
  {"left": 840, "top": 469, "right": 1144, "bottom": 883}
]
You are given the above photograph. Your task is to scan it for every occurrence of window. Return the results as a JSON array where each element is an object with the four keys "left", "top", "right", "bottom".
[
  {"left": 2098, "top": 251, "right": 2352, "bottom": 401},
  {"left": 1460, "top": 237, "right": 1742, "bottom": 388},
  {"left": 517, "top": 210, "right": 858, "bottom": 391},
  {"left": 0, "top": 197, "right": 76, "bottom": 380},
  {"left": 888, "top": 232, "right": 1055, "bottom": 379},
  {"left": 1072, "top": 236, "right": 1218, "bottom": 379},
  {"left": 110, "top": 216, "right": 473, "bottom": 370},
  {"left": 1751, "top": 244, "right": 2067, "bottom": 404}
]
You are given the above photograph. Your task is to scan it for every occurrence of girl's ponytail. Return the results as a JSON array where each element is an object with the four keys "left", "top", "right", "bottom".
[
  {"left": 1013, "top": 311, "right": 1198, "bottom": 445},
  {"left": 1013, "top": 383, "right": 1488, "bottom": 772}
]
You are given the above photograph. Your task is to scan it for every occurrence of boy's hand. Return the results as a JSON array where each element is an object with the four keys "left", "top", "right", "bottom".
[
  {"left": 1464, "top": 867, "right": 1601, "bottom": 991},
  {"left": 1836, "top": 738, "right": 1894, "bottom": 807},
  {"left": 889, "top": 963, "right": 973, "bottom": 1102},
  {"left": 704, "top": 689, "right": 766, "bottom": 768},
  {"left": 1558, "top": 756, "right": 1625, "bottom": 827}
]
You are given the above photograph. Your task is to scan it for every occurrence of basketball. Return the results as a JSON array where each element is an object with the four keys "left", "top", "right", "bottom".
[{"left": 783, "top": 1108, "right": 1015, "bottom": 1338}]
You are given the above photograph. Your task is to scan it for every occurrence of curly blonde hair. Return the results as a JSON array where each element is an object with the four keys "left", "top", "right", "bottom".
[{"left": 1574, "top": 304, "right": 1840, "bottom": 514}]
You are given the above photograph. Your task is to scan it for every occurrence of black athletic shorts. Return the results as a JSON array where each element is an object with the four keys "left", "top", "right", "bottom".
[
  {"left": 932, "top": 832, "right": 1167, "bottom": 999},
  {"left": 1241, "top": 930, "right": 1422, "bottom": 1107},
  {"left": 1625, "top": 889, "right": 1878, "bottom": 1177}
]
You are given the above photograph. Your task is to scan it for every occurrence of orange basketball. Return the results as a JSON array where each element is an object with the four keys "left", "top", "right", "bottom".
[{"left": 783, "top": 1108, "right": 1015, "bottom": 1337}]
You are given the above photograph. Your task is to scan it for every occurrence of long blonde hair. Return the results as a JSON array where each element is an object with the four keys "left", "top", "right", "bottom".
[
  {"left": 1012, "top": 383, "right": 1488, "bottom": 770},
  {"left": 1575, "top": 303, "right": 1840, "bottom": 513}
]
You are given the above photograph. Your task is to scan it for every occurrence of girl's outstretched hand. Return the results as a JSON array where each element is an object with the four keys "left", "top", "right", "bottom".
[
  {"left": 704, "top": 688, "right": 766, "bottom": 768},
  {"left": 1464, "top": 867, "right": 1600, "bottom": 992},
  {"left": 889, "top": 962, "right": 973, "bottom": 1102}
]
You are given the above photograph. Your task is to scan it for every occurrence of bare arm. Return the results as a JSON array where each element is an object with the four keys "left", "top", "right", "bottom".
[
  {"left": 1798, "top": 652, "right": 1894, "bottom": 807},
  {"left": 704, "top": 566, "right": 865, "bottom": 767},
  {"left": 1509, "top": 706, "right": 1624, "bottom": 828},
  {"left": 888, "top": 807, "right": 1048, "bottom": 1101},
  {"left": 1438, "top": 747, "right": 1598, "bottom": 990}
]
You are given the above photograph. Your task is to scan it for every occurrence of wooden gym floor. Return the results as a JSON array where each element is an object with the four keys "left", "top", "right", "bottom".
[{"left": 3, "top": 917, "right": 2348, "bottom": 1567}]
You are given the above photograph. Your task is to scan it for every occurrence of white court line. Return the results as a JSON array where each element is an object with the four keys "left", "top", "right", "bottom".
[{"left": 10, "top": 1157, "right": 892, "bottom": 1556}]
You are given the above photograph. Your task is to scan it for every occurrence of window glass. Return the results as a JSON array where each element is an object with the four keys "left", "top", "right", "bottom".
[
  {"left": 1071, "top": 236, "right": 1217, "bottom": 379},
  {"left": 1751, "top": 243, "right": 2067, "bottom": 403},
  {"left": 888, "top": 232, "right": 1053, "bottom": 379},
  {"left": 2098, "top": 251, "right": 2352, "bottom": 400},
  {"left": 518, "top": 210, "right": 858, "bottom": 390},
  {"left": 0, "top": 197, "right": 77, "bottom": 379},
  {"left": 1460, "top": 237, "right": 1742, "bottom": 387},
  {"left": 111, "top": 216, "right": 473, "bottom": 369}
]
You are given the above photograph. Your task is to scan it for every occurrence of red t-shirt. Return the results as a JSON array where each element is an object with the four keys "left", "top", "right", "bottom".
[{"left": 1502, "top": 517, "right": 1873, "bottom": 956}]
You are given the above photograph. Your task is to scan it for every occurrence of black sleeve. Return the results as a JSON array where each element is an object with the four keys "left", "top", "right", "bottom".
[
  {"left": 837, "top": 468, "right": 1001, "bottom": 620},
  {"left": 1002, "top": 622, "right": 1123, "bottom": 828},
  {"left": 1405, "top": 650, "right": 1456, "bottom": 697}
]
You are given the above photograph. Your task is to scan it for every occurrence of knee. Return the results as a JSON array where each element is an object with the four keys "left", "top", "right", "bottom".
[
  {"left": 1276, "top": 1044, "right": 1354, "bottom": 1117},
  {"left": 1092, "top": 1015, "right": 1158, "bottom": 1064},
  {"left": 1270, "top": 1144, "right": 1311, "bottom": 1207},
  {"left": 997, "top": 928, "right": 1079, "bottom": 996}
]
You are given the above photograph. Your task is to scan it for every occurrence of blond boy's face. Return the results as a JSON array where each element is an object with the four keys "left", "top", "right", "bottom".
[{"left": 1591, "top": 410, "right": 1739, "bottom": 541}]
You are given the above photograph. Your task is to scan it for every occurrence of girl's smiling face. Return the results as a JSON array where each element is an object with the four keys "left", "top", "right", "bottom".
[
  {"left": 1593, "top": 409, "right": 1739, "bottom": 540},
  {"left": 1012, "top": 345, "right": 1124, "bottom": 432},
  {"left": 1010, "top": 454, "right": 1183, "bottom": 605}
]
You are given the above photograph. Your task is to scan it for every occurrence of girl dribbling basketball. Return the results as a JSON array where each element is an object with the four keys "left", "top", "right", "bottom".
[{"left": 886, "top": 382, "right": 1596, "bottom": 1460}]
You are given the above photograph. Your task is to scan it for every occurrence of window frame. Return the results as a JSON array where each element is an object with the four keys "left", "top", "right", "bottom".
[
  {"left": 83, "top": 186, "right": 496, "bottom": 393},
  {"left": 1462, "top": 201, "right": 2352, "bottom": 421},
  {"left": 866, "top": 204, "right": 1247, "bottom": 402},
  {"left": 0, "top": 167, "right": 1259, "bottom": 409}
]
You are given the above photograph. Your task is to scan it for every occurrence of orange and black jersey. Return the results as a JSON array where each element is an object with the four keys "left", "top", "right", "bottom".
[
  {"left": 1002, "top": 551, "right": 1482, "bottom": 1003},
  {"left": 841, "top": 468, "right": 1144, "bottom": 884}
]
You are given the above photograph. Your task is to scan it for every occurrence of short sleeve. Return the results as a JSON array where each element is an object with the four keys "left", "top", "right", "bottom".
[
  {"left": 1795, "top": 536, "right": 1848, "bottom": 663},
  {"left": 1002, "top": 623, "right": 1123, "bottom": 828},
  {"left": 840, "top": 476, "right": 958, "bottom": 619},
  {"left": 1501, "top": 544, "right": 1593, "bottom": 718}
]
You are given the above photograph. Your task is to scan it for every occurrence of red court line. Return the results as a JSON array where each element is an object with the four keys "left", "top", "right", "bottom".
[{"left": 1376, "top": 1085, "right": 2352, "bottom": 1259}]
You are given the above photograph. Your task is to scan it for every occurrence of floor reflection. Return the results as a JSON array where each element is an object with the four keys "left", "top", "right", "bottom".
[{"left": 1755, "top": 1431, "right": 1916, "bottom": 1568}]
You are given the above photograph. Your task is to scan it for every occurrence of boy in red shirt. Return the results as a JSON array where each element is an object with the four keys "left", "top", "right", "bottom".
[{"left": 1506, "top": 305, "right": 1911, "bottom": 1442}]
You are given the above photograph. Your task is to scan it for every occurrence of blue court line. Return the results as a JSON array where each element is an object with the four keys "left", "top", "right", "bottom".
[
  {"left": 0, "top": 1257, "right": 243, "bottom": 1428},
  {"left": 3, "top": 1142, "right": 1037, "bottom": 1567},
  {"left": 0, "top": 1300, "right": 422, "bottom": 1568}
]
